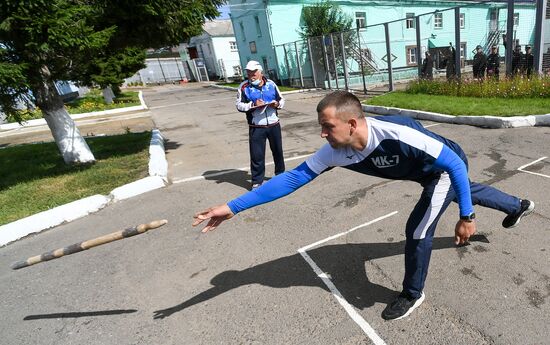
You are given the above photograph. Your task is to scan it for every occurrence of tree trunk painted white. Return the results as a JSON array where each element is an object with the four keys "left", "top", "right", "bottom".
[
  {"left": 42, "top": 107, "right": 96, "bottom": 164},
  {"left": 102, "top": 86, "right": 115, "bottom": 104},
  {"left": 34, "top": 65, "right": 95, "bottom": 165}
]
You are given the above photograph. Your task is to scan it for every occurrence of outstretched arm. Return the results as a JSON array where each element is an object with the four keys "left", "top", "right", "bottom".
[{"left": 193, "top": 162, "right": 319, "bottom": 233}]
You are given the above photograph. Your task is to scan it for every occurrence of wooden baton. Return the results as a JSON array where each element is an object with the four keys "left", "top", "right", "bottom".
[{"left": 11, "top": 219, "right": 168, "bottom": 270}]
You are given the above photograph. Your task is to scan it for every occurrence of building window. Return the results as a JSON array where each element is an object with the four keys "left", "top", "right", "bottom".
[
  {"left": 460, "top": 42, "right": 467, "bottom": 65},
  {"left": 459, "top": 13, "right": 465, "bottom": 29},
  {"left": 513, "top": 13, "right": 519, "bottom": 26},
  {"left": 355, "top": 12, "right": 366, "bottom": 28},
  {"left": 434, "top": 12, "right": 443, "bottom": 29},
  {"left": 239, "top": 22, "right": 246, "bottom": 41},
  {"left": 406, "top": 46, "right": 417, "bottom": 65},
  {"left": 406, "top": 13, "right": 415, "bottom": 29},
  {"left": 254, "top": 16, "right": 262, "bottom": 37},
  {"left": 229, "top": 41, "right": 237, "bottom": 51},
  {"left": 262, "top": 57, "right": 269, "bottom": 71},
  {"left": 249, "top": 41, "right": 257, "bottom": 54}
]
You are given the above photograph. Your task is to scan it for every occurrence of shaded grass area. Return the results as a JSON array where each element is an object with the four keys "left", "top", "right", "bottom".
[
  {"left": 366, "top": 92, "right": 550, "bottom": 116},
  {"left": 217, "top": 82, "right": 298, "bottom": 92},
  {"left": 0, "top": 132, "right": 151, "bottom": 226}
]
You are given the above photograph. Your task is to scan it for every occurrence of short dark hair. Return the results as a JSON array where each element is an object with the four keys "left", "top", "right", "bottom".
[{"left": 316, "top": 91, "right": 364, "bottom": 120}]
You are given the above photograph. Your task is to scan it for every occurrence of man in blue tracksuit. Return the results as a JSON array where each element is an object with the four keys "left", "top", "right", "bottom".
[
  {"left": 194, "top": 91, "right": 535, "bottom": 320},
  {"left": 237, "top": 60, "right": 286, "bottom": 189}
]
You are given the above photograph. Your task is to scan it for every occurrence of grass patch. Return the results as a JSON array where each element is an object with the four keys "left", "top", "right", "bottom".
[
  {"left": 366, "top": 92, "right": 550, "bottom": 116},
  {"left": 0, "top": 132, "right": 151, "bottom": 226},
  {"left": 9, "top": 90, "right": 141, "bottom": 123},
  {"left": 217, "top": 82, "right": 298, "bottom": 92}
]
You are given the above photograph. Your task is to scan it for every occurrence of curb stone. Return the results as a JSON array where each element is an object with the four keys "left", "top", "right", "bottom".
[
  {"left": 0, "top": 128, "right": 168, "bottom": 247},
  {"left": 363, "top": 105, "right": 550, "bottom": 128}
]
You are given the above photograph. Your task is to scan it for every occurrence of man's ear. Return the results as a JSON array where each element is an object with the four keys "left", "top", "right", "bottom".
[{"left": 348, "top": 118, "right": 358, "bottom": 134}]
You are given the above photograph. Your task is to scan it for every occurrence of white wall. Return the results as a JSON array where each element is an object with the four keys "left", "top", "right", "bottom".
[{"left": 212, "top": 36, "right": 241, "bottom": 78}]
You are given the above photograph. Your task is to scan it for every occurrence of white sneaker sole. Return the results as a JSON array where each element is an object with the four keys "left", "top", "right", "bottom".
[
  {"left": 508, "top": 201, "right": 535, "bottom": 228},
  {"left": 392, "top": 292, "right": 425, "bottom": 320}
]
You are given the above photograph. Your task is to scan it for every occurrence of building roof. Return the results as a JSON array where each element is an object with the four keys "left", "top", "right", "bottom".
[{"left": 203, "top": 19, "right": 234, "bottom": 37}]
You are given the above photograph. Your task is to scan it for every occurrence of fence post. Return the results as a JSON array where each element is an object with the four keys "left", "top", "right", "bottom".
[
  {"left": 157, "top": 58, "right": 167, "bottom": 82},
  {"left": 322, "top": 35, "right": 332, "bottom": 89},
  {"left": 175, "top": 58, "right": 184, "bottom": 80},
  {"left": 295, "top": 41, "right": 304, "bottom": 88},
  {"left": 307, "top": 38, "right": 317, "bottom": 88},
  {"left": 534, "top": 0, "right": 547, "bottom": 74},
  {"left": 330, "top": 33, "right": 340, "bottom": 89},
  {"left": 416, "top": 16, "right": 422, "bottom": 78},
  {"left": 505, "top": 0, "right": 515, "bottom": 76},
  {"left": 283, "top": 44, "right": 292, "bottom": 86},
  {"left": 384, "top": 23, "right": 394, "bottom": 91},
  {"left": 340, "top": 32, "right": 349, "bottom": 91},
  {"left": 454, "top": 7, "right": 461, "bottom": 79},
  {"left": 356, "top": 28, "right": 367, "bottom": 95}
]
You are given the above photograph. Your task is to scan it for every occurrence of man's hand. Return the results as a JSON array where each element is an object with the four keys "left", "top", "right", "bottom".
[
  {"left": 255, "top": 99, "right": 265, "bottom": 106},
  {"left": 192, "top": 204, "right": 234, "bottom": 233},
  {"left": 269, "top": 101, "right": 279, "bottom": 109},
  {"left": 454, "top": 220, "right": 476, "bottom": 245}
]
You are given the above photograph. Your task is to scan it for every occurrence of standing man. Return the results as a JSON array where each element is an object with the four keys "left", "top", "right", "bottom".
[
  {"left": 445, "top": 43, "right": 457, "bottom": 81},
  {"left": 472, "top": 45, "right": 487, "bottom": 79},
  {"left": 486, "top": 45, "right": 500, "bottom": 80},
  {"left": 194, "top": 91, "right": 535, "bottom": 321},
  {"left": 511, "top": 45, "right": 523, "bottom": 77},
  {"left": 421, "top": 51, "right": 433, "bottom": 80},
  {"left": 524, "top": 45, "right": 534, "bottom": 78},
  {"left": 237, "top": 61, "right": 286, "bottom": 189}
]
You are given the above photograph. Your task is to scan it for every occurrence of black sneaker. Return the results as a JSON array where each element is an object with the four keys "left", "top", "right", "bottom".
[
  {"left": 502, "top": 199, "right": 535, "bottom": 228},
  {"left": 382, "top": 292, "right": 425, "bottom": 320}
]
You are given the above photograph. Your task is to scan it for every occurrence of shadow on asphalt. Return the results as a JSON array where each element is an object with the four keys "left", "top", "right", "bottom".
[
  {"left": 152, "top": 236, "right": 488, "bottom": 319},
  {"left": 202, "top": 169, "right": 252, "bottom": 190},
  {"left": 24, "top": 309, "right": 138, "bottom": 320}
]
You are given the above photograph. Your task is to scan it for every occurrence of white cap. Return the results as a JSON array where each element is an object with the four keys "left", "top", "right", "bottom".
[{"left": 245, "top": 60, "right": 263, "bottom": 71}]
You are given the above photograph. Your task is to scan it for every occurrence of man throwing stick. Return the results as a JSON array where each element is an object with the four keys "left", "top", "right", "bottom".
[{"left": 193, "top": 91, "right": 535, "bottom": 320}]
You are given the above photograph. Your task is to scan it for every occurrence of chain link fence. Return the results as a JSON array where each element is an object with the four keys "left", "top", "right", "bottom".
[{"left": 274, "top": 0, "right": 543, "bottom": 93}]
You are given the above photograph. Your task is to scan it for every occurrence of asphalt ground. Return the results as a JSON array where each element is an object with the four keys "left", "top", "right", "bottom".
[{"left": 0, "top": 84, "right": 549, "bottom": 344}]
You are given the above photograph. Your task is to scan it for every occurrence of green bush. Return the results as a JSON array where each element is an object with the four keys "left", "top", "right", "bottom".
[{"left": 407, "top": 76, "right": 550, "bottom": 99}]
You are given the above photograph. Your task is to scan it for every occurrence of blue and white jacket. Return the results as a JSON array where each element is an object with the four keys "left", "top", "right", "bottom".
[
  {"left": 228, "top": 116, "right": 474, "bottom": 217},
  {"left": 236, "top": 77, "right": 285, "bottom": 126}
]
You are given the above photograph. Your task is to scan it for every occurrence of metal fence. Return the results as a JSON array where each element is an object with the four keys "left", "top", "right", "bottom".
[
  {"left": 124, "top": 58, "right": 188, "bottom": 85},
  {"left": 274, "top": 0, "right": 547, "bottom": 93}
]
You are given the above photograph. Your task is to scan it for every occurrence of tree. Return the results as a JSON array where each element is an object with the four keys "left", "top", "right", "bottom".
[
  {"left": 298, "top": 1, "right": 357, "bottom": 82},
  {"left": 0, "top": 0, "right": 224, "bottom": 164}
]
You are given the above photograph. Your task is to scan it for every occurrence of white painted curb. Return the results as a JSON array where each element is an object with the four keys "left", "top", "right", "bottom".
[
  {"left": 0, "top": 129, "right": 168, "bottom": 247},
  {"left": 0, "top": 91, "right": 148, "bottom": 131},
  {"left": 363, "top": 105, "right": 550, "bottom": 129}
]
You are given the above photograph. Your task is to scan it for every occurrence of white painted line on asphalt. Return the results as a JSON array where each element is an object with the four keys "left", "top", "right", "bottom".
[
  {"left": 423, "top": 123, "right": 440, "bottom": 128},
  {"left": 517, "top": 156, "right": 549, "bottom": 179},
  {"left": 297, "top": 211, "right": 398, "bottom": 345},
  {"left": 149, "top": 97, "right": 234, "bottom": 109},
  {"left": 172, "top": 153, "right": 313, "bottom": 184}
]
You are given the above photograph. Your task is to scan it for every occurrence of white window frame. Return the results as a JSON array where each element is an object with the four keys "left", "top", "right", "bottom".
[
  {"left": 434, "top": 12, "right": 443, "bottom": 29},
  {"left": 406, "top": 45, "right": 417, "bottom": 65},
  {"left": 229, "top": 41, "right": 237, "bottom": 51},
  {"left": 459, "top": 13, "right": 465, "bottom": 29},
  {"left": 406, "top": 13, "right": 415, "bottom": 29},
  {"left": 355, "top": 12, "right": 366, "bottom": 28}
]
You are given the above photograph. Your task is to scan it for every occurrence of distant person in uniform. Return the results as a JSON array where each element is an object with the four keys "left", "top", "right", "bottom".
[
  {"left": 486, "top": 45, "right": 500, "bottom": 80},
  {"left": 524, "top": 45, "right": 534, "bottom": 78},
  {"left": 421, "top": 51, "right": 433, "bottom": 80},
  {"left": 445, "top": 43, "right": 457, "bottom": 81},
  {"left": 236, "top": 61, "right": 286, "bottom": 189},
  {"left": 511, "top": 45, "right": 524, "bottom": 77},
  {"left": 472, "top": 45, "right": 487, "bottom": 79}
]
